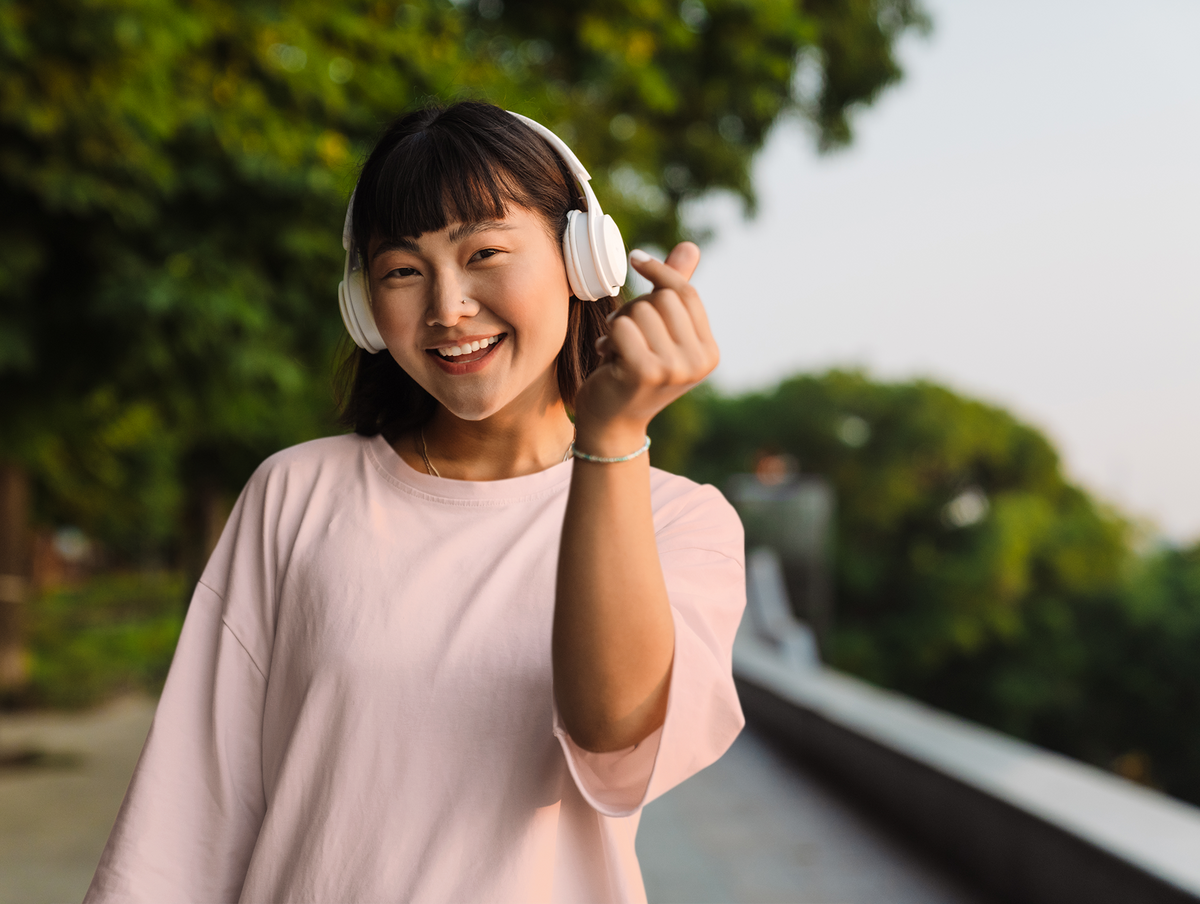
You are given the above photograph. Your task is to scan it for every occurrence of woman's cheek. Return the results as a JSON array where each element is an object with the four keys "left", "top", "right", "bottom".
[
  {"left": 520, "top": 305, "right": 569, "bottom": 370},
  {"left": 519, "top": 280, "right": 570, "bottom": 349},
  {"left": 371, "top": 292, "right": 416, "bottom": 349}
]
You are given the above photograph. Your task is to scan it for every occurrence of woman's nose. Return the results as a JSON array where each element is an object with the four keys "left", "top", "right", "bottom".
[{"left": 426, "top": 275, "right": 481, "bottom": 326}]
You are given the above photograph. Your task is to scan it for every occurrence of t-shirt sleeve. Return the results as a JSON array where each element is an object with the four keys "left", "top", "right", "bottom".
[
  {"left": 85, "top": 478, "right": 275, "bottom": 903},
  {"left": 84, "top": 583, "right": 268, "bottom": 903},
  {"left": 553, "top": 482, "right": 746, "bottom": 817}
]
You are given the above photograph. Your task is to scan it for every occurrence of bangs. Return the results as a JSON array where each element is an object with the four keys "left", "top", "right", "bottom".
[{"left": 351, "top": 105, "right": 575, "bottom": 260}]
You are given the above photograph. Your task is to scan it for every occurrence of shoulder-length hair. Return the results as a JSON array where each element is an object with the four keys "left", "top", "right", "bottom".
[{"left": 336, "top": 101, "right": 618, "bottom": 440}]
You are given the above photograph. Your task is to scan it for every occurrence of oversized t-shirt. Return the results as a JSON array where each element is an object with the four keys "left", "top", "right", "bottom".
[{"left": 85, "top": 433, "right": 746, "bottom": 903}]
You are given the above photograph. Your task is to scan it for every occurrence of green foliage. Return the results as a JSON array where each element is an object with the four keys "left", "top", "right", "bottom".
[
  {"left": 32, "top": 390, "right": 181, "bottom": 554},
  {"left": 647, "top": 381, "right": 713, "bottom": 474},
  {"left": 493, "top": 0, "right": 928, "bottom": 243},
  {"left": 906, "top": 539, "right": 1200, "bottom": 805},
  {"left": 679, "top": 369, "right": 1130, "bottom": 690},
  {"left": 1033, "top": 544, "right": 1200, "bottom": 802},
  {"left": 0, "top": 0, "right": 926, "bottom": 561},
  {"left": 1109, "top": 545, "right": 1200, "bottom": 800},
  {"left": 26, "top": 572, "right": 186, "bottom": 708}
]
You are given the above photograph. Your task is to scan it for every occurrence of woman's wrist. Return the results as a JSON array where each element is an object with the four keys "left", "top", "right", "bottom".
[{"left": 572, "top": 417, "right": 649, "bottom": 461}]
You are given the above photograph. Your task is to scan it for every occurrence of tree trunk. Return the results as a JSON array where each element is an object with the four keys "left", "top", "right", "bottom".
[{"left": 0, "top": 461, "right": 31, "bottom": 698}]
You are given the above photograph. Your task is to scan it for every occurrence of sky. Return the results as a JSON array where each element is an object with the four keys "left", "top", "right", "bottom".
[{"left": 675, "top": 0, "right": 1200, "bottom": 542}]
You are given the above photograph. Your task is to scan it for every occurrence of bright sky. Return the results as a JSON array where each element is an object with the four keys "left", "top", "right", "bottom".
[{"left": 678, "top": 0, "right": 1200, "bottom": 542}]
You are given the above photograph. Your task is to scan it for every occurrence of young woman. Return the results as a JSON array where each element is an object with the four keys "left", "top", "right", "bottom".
[{"left": 86, "top": 101, "right": 745, "bottom": 903}]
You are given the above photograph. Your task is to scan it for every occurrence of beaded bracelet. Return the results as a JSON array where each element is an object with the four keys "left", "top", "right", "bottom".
[{"left": 570, "top": 435, "right": 651, "bottom": 464}]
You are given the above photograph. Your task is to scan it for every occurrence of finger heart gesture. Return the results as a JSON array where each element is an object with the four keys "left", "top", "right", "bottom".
[{"left": 573, "top": 242, "right": 719, "bottom": 455}]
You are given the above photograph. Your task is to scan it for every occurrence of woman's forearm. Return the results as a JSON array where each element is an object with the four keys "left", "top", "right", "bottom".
[
  {"left": 555, "top": 243, "right": 716, "bottom": 753},
  {"left": 553, "top": 420, "right": 675, "bottom": 753}
]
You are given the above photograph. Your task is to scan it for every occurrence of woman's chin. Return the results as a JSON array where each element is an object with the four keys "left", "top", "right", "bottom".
[
  {"left": 432, "top": 395, "right": 510, "bottom": 423},
  {"left": 422, "top": 368, "right": 560, "bottom": 425}
]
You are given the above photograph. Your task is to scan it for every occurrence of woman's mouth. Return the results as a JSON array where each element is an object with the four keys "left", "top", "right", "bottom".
[{"left": 427, "top": 334, "right": 506, "bottom": 373}]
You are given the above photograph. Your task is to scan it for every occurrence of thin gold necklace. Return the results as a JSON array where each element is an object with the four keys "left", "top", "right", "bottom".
[{"left": 417, "top": 426, "right": 573, "bottom": 478}]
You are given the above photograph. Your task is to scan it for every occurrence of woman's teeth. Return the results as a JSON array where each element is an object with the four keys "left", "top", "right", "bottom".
[{"left": 437, "top": 335, "right": 501, "bottom": 357}]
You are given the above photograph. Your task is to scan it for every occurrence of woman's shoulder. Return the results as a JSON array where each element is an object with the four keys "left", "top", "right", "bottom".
[
  {"left": 226, "top": 434, "right": 377, "bottom": 524},
  {"left": 201, "top": 435, "right": 374, "bottom": 592},
  {"left": 648, "top": 465, "right": 735, "bottom": 514},
  {"left": 648, "top": 467, "right": 743, "bottom": 554},
  {"left": 247, "top": 433, "right": 370, "bottom": 489}
]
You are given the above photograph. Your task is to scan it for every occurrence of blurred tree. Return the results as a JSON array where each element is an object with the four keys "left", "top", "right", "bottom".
[
  {"left": 679, "top": 370, "right": 1130, "bottom": 691},
  {"left": 0, "top": 0, "right": 498, "bottom": 568},
  {"left": 491, "top": 0, "right": 929, "bottom": 247},
  {"left": 902, "top": 528, "right": 1200, "bottom": 806},
  {"left": 1007, "top": 541, "right": 1200, "bottom": 805},
  {"left": 1093, "top": 542, "right": 1200, "bottom": 803},
  {"left": 0, "top": 0, "right": 926, "bottom": 686},
  {"left": 0, "top": 462, "right": 30, "bottom": 696}
]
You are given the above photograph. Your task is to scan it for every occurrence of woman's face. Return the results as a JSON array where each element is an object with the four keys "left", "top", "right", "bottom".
[{"left": 367, "top": 204, "right": 572, "bottom": 422}]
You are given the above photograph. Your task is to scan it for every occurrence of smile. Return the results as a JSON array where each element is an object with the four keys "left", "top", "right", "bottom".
[
  {"left": 435, "top": 334, "right": 503, "bottom": 358},
  {"left": 426, "top": 333, "right": 507, "bottom": 373}
]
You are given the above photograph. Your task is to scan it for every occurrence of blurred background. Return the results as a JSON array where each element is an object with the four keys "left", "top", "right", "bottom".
[{"left": 1, "top": 0, "right": 1198, "bottom": 901}]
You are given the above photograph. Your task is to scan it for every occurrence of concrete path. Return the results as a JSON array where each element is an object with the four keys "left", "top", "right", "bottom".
[
  {"left": 637, "top": 727, "right": 989, "bottom": 904},
  {"left": 1, "top": 699, "right": 986, "bottom": 903},
  {"left": 0, "top": 696, "right": 155, "bottom": 904}
]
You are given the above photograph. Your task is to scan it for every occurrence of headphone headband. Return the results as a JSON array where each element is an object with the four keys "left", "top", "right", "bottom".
[{"left": 507, "top": 112, "right": 592, "bottom": 183}]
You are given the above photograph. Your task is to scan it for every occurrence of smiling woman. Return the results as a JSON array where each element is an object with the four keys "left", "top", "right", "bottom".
[{"left": 84, "top": 102, "right": 746, "bottom": 904}]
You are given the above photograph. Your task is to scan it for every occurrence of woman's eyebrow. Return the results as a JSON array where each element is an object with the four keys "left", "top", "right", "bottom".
[
  {"left": 370, "top": 237, "right": 421, "bottom": 262},
  {"left": 447, "top": 220, "right": 514, "bottom": 243}
]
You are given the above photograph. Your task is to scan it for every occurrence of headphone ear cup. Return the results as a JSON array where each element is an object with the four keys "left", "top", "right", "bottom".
[
  {"left": 594, "top": 214, "right": 628, "bottom": 293},
  {"left": 562, "top": 208, "right": 627, "bottom": 301},
  {"left": 564, "top": 209, "right": 629, "bottom": 300},
  {"left": 561, "top": 209, "right": 595, "bottom": 300},
  {"left": 339, "top": 264, "right": 387, "bottom": 353}
]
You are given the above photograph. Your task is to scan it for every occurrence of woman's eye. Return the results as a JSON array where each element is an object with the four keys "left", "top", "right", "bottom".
[
  {"left": 472, "top": 248, "right": 500, "bottom": 263},
  {"left": 386, "top": 267, "right": 418, "bottom": 278}
]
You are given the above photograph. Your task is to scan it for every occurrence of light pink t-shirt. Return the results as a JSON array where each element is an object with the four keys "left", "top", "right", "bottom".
[{"left": 85, "top": 433, "right": 746, "bottom": 903}]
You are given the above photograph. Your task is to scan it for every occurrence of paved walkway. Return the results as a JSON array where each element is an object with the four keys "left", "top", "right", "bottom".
[
  {"left": 637, "top": 728, "right": 988, "bottom": 904},
  {"left": 0, "top": 696, "right": 155, "bottom": 904},
  {"left": 1, "top": 700, "right": 987, "bottom": 904}
]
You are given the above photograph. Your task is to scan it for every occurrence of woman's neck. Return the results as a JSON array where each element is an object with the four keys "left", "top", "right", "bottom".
[{"left": 395, "top": 402, "right": 576, "bottom": 482}]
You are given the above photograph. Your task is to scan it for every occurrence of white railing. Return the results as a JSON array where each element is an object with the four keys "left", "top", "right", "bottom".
[{"left": 735, "top": 548, "right": 1200, "bottom": 904}]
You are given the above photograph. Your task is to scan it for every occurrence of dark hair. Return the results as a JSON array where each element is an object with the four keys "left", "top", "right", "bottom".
[{"left": 336, "top": 101, "right": 619, "bottom": 439}]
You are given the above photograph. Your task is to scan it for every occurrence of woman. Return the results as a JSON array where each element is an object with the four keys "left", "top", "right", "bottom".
[{"left": 86, "top": 101, "right": 745, "bottom": 903}]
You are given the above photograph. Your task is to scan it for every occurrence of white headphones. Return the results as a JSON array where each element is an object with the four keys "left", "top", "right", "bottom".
[{"left": 338, "top": 110, "right": 628, "bottom": 354}]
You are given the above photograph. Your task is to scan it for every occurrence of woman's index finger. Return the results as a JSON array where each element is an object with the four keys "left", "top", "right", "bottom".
[{"left": 628, "top": 243, "right": 700, "bottom": 293}]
